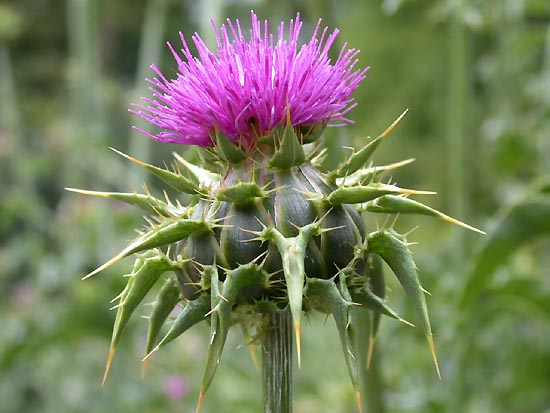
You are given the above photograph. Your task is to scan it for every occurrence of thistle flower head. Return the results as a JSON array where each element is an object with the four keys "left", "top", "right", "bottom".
[
  {"left": 70, "top": 11, "right": 486, "bottom": 412},
  {"left": 131, "top": 11, "right": 368, "bottom": 148}
]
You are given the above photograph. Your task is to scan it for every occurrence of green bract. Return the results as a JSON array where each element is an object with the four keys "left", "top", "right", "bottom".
[{"left": 68, "top": 112, "right": 483, "bottom": 410}]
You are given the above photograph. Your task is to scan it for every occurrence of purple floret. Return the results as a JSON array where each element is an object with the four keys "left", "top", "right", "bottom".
[{"left": 131, "top": 11, "right": 368, "bottom": 148}]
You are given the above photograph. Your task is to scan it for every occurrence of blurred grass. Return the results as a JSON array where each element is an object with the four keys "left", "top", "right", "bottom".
[{"left": 1, "top": 0, "right": 549, "bottom": 412}]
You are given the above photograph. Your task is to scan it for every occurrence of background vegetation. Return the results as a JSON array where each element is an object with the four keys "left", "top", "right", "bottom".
[{"left": 1, "top": 0, "right": 549, "bottom": 412}]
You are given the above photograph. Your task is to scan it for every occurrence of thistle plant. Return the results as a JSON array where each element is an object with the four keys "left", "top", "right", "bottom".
[{"left": 69, "top": 11, "right": 482, "bottom": 413}]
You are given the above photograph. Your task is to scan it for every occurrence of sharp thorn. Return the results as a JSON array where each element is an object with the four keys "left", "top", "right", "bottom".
[
  {"left": 142, "top": 345, "right": 159, "bottom": 363},
  {"left": 110, "top": 290, "right": 126, "bottom": 303},
  {"left": 109, "top": 301, "right": 125, "bottom": 310},
  {"left": 64, "top": 188, "right": 110, "bottom": 198},
  {"left": 251, "top": 249, "right": 269, "bottom": 265},
  {"left": 196, "top": 390, "right": 206, "bottom": 413},
  {"left": 141, "top": 357, "right": 150, "bottom": 379},
  {"left": 102, "top": 346, "right": 116, "bottom": 386},
  {"left": 83, "top": 255, "right": 123, "bottom": 280},
  {"left": 398, "top": 317, "right": 415, "bottom": 327},
  {"left": 366, "top": 338, "right": 376, "bottom": 370},
  {"left": 378, "top": 109, "right": 408, "bottom": 140},
  {"left": 247, "top": 342, "right": 259, "bottom": 370},
  {"left": 442, "top": 215, "right": 486, "bottom": 234},
  {"left": 428, "top": 334, "right": 441, "bottom": 380},
  {"left": 400, "top": 189, "right": 436, "bottom": 195},
  {"left": 356, "top": 390, "right": 363, "bottom": 413},
  {"left": 295, "top": 320, "right": 302, "bottom": 369},
  {"left": 205, "top": 306, "right": 219, "bottom": 318},
  {"left": 389, "top": 213, "right": 400, "bottom": 229}
]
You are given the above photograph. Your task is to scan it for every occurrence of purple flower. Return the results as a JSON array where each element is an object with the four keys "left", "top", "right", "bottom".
[
  {"left": 163, "top": 375, "right": 189, "bottom": 401},
  {"left": 131, "top": 11, "right": 368, "bottom": 148}
]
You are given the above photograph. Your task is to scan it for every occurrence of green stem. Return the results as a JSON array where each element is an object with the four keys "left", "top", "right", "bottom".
[
  {"left": 354, "top": 308, "right": 386, "bottom": 413},
  {"left": 66, "top": 0, "right": 105, "bottom": 184},
  {"left": 262, "top": 311, "right": 293, "bottom": 413},
  {"left": 447, "top": 7, "right": 471, "bottom": 413},
  {"left": 447, "top": 6, "right": 469, "bottom": 264},
  {"left": 129, "top": 0, "right": 167, "bottom": 187},
  {"left": 363, "top": 349, "right": 386, "bottom": 413}
]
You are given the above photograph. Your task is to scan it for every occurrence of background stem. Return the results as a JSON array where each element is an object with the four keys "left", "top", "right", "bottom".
[
  {"left": 446, "top": 4, "right": 470, "bottom": 265},
  {"left": 128, "top": 0, "right": 167, "bottom": 187},
  {"left": 262, "top": 311, "right": 293, "bottom": 413}
]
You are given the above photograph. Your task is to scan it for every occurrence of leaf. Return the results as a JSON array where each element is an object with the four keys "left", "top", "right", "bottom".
[
  {"left": 266, "top": 224, "right": 322, "bottom": 367},
  {"left": 215, "top": 182, "right": 266, "bottom": 204},
  {"left": 332, "top": 109, "right": 408, "bottom": 178},
  {"left": 103, "top": 252, "right": 173, "bottom": 384},
  {"left": 335, "top": 158, "right": 416, "bottom": 187},
  {"left": 327, "top": 183, "right": 434, "bottom": 205},
  {"left": 173, "top": 152, "right": 221, "bottom": 188},
  {"left": 198, "top": 263, "right": 269, "bottom": 409},
  {"left": 214, "top": 131, "right": 246, "bottom": 163},
  {"left": 65, "top": 188, "right": 178, "bottom": 217},
  {"left": 460, "top": 193, "right": 550, "bottom": 309},
  {"left": 367, "top": 230, "right": 440, "bottom": 377},
  {"left": 84, "top": 218, "right": 211, "bottom": 279},
  {"left": 268, "top": 122, "right": 306, "bottom": 170},
  {"left": 111, "top": 148, "right": 199, "bottom": 194},
  {"left": 350, "top": 255, "right": 413, "bottom": 329},
  {"left": 365, "top": 194, "right": 484, "bottom": 234},
  {"left": 306, "top": 277, "right": 362, "bottom": 410},
  {"left": 145, "top": 292, "right": 211, "bottom": 357},
  {"left": 144, "top": 278, "right": 181, "bottom": 358}
]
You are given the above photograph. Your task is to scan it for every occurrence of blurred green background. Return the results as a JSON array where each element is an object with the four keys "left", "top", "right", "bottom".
[{"left": 1, "top": 0, "right": 549, "bottom": 412}]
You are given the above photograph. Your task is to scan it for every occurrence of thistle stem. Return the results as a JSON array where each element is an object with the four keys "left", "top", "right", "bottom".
[{"left": 262, "top": 311, "right": 293, "bottom": 413}]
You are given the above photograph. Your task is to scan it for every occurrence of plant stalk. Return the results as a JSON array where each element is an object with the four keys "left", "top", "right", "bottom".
[
  {"left": 129, "top": 0, "right": 167, "bottom": 187},
  {"left": 446, "top": 4, "right": 470, "bottom": 263},
  {"left": 262, "top": 311, "right": 293, "bottom": 413},
  {"left": 354, "top": 308, "right": 386, "bottom": 413}
]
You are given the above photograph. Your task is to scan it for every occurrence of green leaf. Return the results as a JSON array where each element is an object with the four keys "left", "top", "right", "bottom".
[
  {"left": 327, "top": 183, "right": 434, "bottom": 205},
  {"left": 366, "top": 254, "right": 384, "bottom": 356},
  {"left": 65, "top": 188, "right": 181, "bottom": 217},
  {"left": 365, "top": 194, "right": 484, "bottom": 234},
  {"left": 199, "top": 263, "right": 269, "bottom": 409},
  {"left": 144, "top": 277, "right": 181, "bottom": 358},
  {"left": 367, "top": 230, "right": 440, "bottom": 377},
  {"left": 460, "top": 193, "right": 550, "bottom": 309},
  {"left": 268, "top": 122, "right": 306, "bottom": 170},
  {"left": 266, "top": 223, "right": 321, "bottom": 366},
  {"left": 215, "top": 182, "right": 266, "bottom": 204},
  {"left": 335, "top": 158, "right": 416, "bottom": 187},
  {"left": 306, "top": 277, "right": 362, "bottom": 407},
  {"left": 350, "top": 256, "right": 412, "bottom": 327},
  {"left": 214, "top": 131, "right": 246, "bottom": 163},
  {"left": 103, "top": 252, "right": 173, "bottom": 384},
  {"left": 146, "top": 292, "right": 211, "bottom": 356},
  {"left": 84, "top": 218, "right": 211, "bottom": 279},
  {"left": 173, "top": 152, "right": 220, "bottom": 188},
  {"left": 111, "top": 147, "right": 199, "bottom": 194},
  {"left": 331, "top": 109, "right": 408, "bottom": 178}
]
